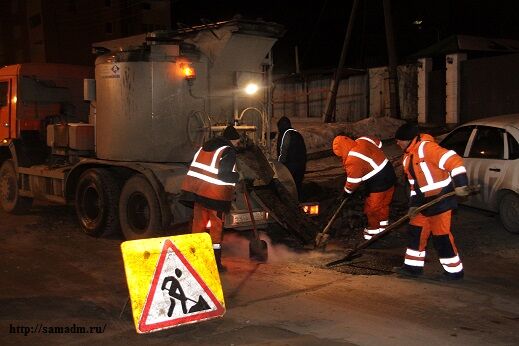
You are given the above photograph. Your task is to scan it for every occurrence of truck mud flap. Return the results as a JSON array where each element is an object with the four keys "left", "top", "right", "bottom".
[{"left": 250, "top": 180, "right": 318, "bottom": 245}]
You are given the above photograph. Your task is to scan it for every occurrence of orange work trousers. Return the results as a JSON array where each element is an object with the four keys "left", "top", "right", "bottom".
[
  {"left": 192, "top": 202, "right": 224, "bottom": 244},
  {"left": 364, "top": 186, "right": 394, "bottom": 230},
  {"left": 404, "top": 209, "right": 463, "bottom": 275},
  {"left": 409, "top": 210, "right": 459, "bottom": 253}
]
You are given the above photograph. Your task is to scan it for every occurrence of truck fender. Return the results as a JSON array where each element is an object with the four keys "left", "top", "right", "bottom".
[
  {"left": 0, "top": 139, "right": 21, "bottom": 168},
  {"left": 0, "top": 141, "right": 13, "bottom": 166}
]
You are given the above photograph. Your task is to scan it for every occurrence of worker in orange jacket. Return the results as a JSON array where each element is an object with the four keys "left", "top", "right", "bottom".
[
  {"left": 333, "top": 135, "right": 397, "bottom": 240},
  {"left": 394, "top": 123, "right": 470, "bottom": 280},
  {"left": 181, "top": 125, "right": 241, "bottom": 272}
]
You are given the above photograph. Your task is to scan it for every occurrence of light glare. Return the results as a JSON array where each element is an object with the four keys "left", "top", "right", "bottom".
[{"left": 245, "top": 83, "right": 258, "bottom": 95}]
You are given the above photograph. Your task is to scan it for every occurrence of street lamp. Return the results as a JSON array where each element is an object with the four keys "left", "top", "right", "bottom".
[
  {"left": 412, "top": 19, "right": 441, "bottom": 42},
  {"left": 244, "top": 83, "right": 259, "bottom": 95}
]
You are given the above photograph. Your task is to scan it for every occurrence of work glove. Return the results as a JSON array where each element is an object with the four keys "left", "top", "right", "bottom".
[
  {"left": 407, "top": 207, "right": 419, "bottom": 218},
  {"left": 341, "top": 188, "right": 352, "bottom": 199},
  {"left": 455, "top": 185, "right": 471, "bottom": 197},
  {"left": 236, "top": 180, "right": 247, "bottom": 193},
  {"left": 237, "top": 168, "right": 246, "bottom": 181}
]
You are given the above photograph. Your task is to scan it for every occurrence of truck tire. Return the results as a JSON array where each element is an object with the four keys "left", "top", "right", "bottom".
[
  {"left": 75, "top": 168, "right": 121, "bottom": 237},
  {"left": 119, "top": 174, "right": 164, "bottom": 240},
  {"left": 499, "top": 193, "right": 519, "bottom": 234},
  {"left": 0, "top": 159, "right": 32, "bottom": 214}
]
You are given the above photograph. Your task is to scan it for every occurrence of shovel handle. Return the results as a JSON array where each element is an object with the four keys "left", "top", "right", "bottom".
[
  {"left": 315, "top": 196, "right": 349, "bottom": 247},
  {"left": 243, "top": 188, "right": 259, "bottom": 239},
  {"left": 322, "top": 197, "right": 349, "bottom": 236}
]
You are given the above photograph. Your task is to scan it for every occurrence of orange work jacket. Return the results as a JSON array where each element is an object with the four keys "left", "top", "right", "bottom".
[
  {"left": 181, "top": 145, "right": 236, "bottom": 202},
  {"left": 333, "top": 136, "right": 393, "bottom": 194},
  {"left": 403, "top": 134, "right": 468, "bottom": 212}
]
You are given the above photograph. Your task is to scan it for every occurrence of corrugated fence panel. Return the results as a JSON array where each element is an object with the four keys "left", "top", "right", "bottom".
[
  {"left": 308, "top": 78, "right": 326, "bottom": 118},
  {"left": 273, "top": 73, "right": 368, "bottom": 121},
  {"left": 273, "top": 82, "right": 296, "bottom": 118},
  {"left": 295, "top": 82, "right": 307, "bottom": 117},
  {"left": 336, "top": 74, "right": 367, "bottom": 122}
]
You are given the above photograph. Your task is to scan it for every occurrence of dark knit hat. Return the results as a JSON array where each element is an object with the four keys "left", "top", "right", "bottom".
[
  {"left": 222, "top": 125, "right": 240, "bottom": 140},
  {"left": 277, "top": 116, "right": 291, "bottom": 130},
  {"left": 395, "top": 123, "right": 419, "bottom": 141}
]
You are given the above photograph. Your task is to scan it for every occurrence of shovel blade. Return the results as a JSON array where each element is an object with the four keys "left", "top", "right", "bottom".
[
  {"left": 314, "top": 233, "right": 329, "bottom": 249},
  {"left": 249, "top": 239, "right": 268, "bottom": 262},
  {"left": 325, "top": 252, "right": 362, "bottom": 267}
]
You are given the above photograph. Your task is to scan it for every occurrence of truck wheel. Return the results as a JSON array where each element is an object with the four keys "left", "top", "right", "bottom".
[
  {"left": 119, "top": 174, "right": 164, "bottom": 240},
  {"left": 499, "top": 193, "right": 519, "bottom": 234},
  {"left": 0, "top": 159, "right": 32, "bottom": 214},
  {"left": 75, "top": 168, "right": 121, "bottom": 237}
]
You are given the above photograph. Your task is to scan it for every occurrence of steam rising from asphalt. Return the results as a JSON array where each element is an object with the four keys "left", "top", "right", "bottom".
[{"left": 222, "top": 232, "right": 336, "bottom": 264}]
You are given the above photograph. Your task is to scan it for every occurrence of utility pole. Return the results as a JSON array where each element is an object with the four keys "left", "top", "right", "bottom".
[
  {"left": 383, "top": 0, "right": 401, "bottom": 118},
  {"left": 322, "top": 0, "right": 360, "bottom": 123}
]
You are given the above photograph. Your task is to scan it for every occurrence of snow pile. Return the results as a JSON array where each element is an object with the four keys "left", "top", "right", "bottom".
[{"left": 292, "top": 116, "right": 406, "bottom": 154}]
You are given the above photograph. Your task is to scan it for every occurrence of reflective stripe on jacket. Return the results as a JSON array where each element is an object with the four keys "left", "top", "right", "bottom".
[
  {"left": 403, "top": 134, "right": 469, "bottom": 211},
  {"left": 182, "top": 145, "right": 236, "bottom": 202},
  {"left": 334, "top": 136, "right": 395, "bottom": 194},
  {"left": 345, "top": 137, "right": 390, "bottom": 193}
]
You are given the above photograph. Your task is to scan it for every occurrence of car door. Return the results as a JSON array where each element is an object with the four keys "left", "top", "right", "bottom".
[
  {"left": 463, "top": 126, "right": 510, "bottom": 211},
  {"left": 502, "top": 130, "right": 519, "bottom": 193},
  {"left": 439, "top": 125, "right": 475, "bottom": 157},
  {"left": 0, "top": 80, "right": 10, "bottom": 140}
]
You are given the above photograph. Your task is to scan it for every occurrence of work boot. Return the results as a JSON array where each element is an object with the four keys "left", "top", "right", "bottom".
[
  {"left": 393, "top": 266, "right": 422, "bottom": 278},
  {"left": 214, "top": 249, "right": 227, "bottom": 273},
  {"left": 440, "top": 271, "right": 464, "bottom": 281}
]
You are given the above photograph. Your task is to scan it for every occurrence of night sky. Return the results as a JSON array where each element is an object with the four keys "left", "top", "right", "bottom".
[{"left": 171, "top": 0, "right": 519, "bottom": 72}]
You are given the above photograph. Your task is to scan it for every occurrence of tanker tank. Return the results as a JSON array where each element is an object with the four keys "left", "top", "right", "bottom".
[
  {"left": 94, "top": 45, "right": 207, "bottom": 163},
  {"left": 92, "top": 19, "right": 285, "bottom": 163}
]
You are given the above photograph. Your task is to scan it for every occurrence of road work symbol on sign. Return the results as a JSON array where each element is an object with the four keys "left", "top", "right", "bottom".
[
  {"left": 139, "top": 239, "right": 223, "bottom": 330},
  {"left": 121, "top": 234, "right": 225, "bottom": 334},
  {"left": 161, "top": 269, "right": 211, "bottom": 316}
]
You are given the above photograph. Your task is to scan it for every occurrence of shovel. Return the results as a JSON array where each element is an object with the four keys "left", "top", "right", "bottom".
[
  {"left": 243, "top": 188, "right": 268, "bottom": 262},
  {"left": 314, "top": 195, "right": 349, "bottom": 249},
  {"left": 326, "top": 185, "right": 480, "bottom": 267}
]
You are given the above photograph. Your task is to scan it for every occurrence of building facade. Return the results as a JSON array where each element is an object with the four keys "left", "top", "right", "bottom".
[{"left": 0, "top": 0, "right": 171, "bottom": 66}]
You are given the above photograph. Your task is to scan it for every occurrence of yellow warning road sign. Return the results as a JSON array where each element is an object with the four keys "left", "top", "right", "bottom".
[{"left": 121, "top": 233, "right": 225, "bottom": 333}]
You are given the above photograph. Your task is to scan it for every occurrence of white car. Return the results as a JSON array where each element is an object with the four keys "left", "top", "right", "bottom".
[{"left": 440, "top": 114, "right": 519, "bottom": 234}]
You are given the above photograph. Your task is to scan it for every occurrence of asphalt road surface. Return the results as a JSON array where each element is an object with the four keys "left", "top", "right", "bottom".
[{"left": 1, "top": 159, "right": 519, "bottom": 345}]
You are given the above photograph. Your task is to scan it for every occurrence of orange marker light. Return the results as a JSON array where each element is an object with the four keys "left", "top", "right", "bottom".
[
  {"left": 302, "top": 204, "right": 319, "bottom": 215},
  {"left": 182, "top": 64, "right": 196, "bottom": 80}
]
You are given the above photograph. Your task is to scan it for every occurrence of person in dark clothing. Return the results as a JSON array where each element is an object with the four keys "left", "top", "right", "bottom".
[
  {"left": 276, "top": 116, "right": 307, "bottom": 201},
  {"left": 181, "top": 125, "right": 241, "bottom": 272}
]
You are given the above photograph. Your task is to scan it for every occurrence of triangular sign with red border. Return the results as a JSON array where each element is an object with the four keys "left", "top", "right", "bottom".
[{"left": 138, "top": 239, "right": 225, "bottom": 333}]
